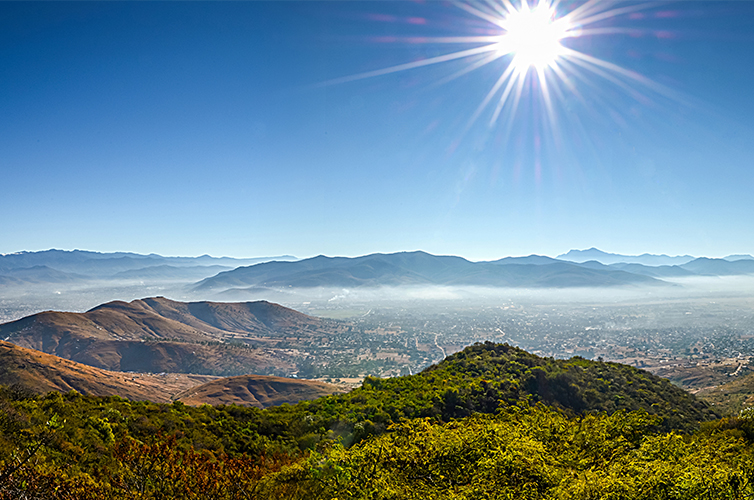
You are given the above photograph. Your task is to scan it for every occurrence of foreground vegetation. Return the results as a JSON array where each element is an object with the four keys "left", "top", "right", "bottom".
[{"left": 1, "top": 342, "right": 749, "bottom": 499}]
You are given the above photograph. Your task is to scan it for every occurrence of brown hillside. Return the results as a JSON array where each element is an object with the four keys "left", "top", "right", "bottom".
[
  {"left": 37, "top": 339, "right": 297, "bottom": 376},
  {"left": 1, "top": 297, "right": 339, "bottom": 348},
  {"left": 0, "top": 297, "right": 343, "bottom": 375},
  {"left": 132, "top": 297, "right": 322, "bottom": 335},
  {"left": 176, "top": 375, "right": 343, "bottom": 408},
  {"left": 0, "top": 341, "right": 217, "bottom": 403},
  {"left": 0, "top": 304, "right": 217, "bottom": 353}
]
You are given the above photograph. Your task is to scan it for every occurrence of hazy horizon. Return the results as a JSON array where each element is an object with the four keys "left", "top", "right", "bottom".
[{"left": 0, "top": 246, "right": 750, "bottom": 262}]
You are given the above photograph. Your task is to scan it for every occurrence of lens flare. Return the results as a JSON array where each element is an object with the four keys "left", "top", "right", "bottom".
[{"left": 320, "top": 0, "right": 680, "bottom": 150}]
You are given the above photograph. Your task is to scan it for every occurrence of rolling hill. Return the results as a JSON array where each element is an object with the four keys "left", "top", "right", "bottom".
[
  {"left": 0, "top": 340, "right": 216, "bottom": 403},
  {"left": 289, "top": 341, "right": 719, "bottom": 433},
  {"left": 0, "top": 341, "right": 734, "bottom": 499},
  {"left": 0, "top": 340, "right": 341, "bottom": 407},
  {"left": 1, "top": 297, "right": 338, "bottom": 345},
  {"left": 0, "top": 297, "right": 343, "bottom": 375}
]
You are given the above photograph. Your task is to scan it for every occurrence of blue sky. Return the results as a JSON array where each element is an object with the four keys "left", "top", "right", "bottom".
[{"left": 2, "top": 1, "right": 754, "bottom": 260}]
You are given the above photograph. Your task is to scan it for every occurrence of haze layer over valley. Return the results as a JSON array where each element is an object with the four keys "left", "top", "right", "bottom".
[{"left": 2, "top": 248, "right": 754, "bottom": 398}]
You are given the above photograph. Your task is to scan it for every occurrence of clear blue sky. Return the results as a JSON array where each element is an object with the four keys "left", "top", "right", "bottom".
[{"left": 2, "top": 1, "right": 753, "bottom": 260}]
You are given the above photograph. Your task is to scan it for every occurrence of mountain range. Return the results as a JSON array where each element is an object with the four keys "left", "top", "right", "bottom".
[
  {"left": 557, "top": 247, "right": 753, "bottom": 266},
  {"left": 0, "top": 249, "right": 295, "bottom": 283},
  {"left": 194, "top": 250, "right": 754, "bottom": 292},
  {"left": 2, "top": 248, "right": 753, "bottom": 291},
  {"left": 557, "top": 248, "right": 697, "bottom": 265},
  {"left": 193, "top": 251, "right": 663, "bottom": 291}
]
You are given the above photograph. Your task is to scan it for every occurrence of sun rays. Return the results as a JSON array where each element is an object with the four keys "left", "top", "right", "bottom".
[{"left": 320, "top": 0, "right": 679, "bottom": 144}]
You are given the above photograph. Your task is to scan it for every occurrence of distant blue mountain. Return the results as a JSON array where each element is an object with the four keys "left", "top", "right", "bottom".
[
  {"left": 0, "top": 265, "right": 87, "bottom": 285},
  {"left": 724, "top": 254, "right": 754, "bottom": 262},
  {"left": 193, "top": 251, "right": 662, "bottom": 291},
  {"left": 569, "top": 260, "right": 610, "bottom": 270},
  {"left": 489, "top": 255, "right": 562, "bottom": 266},
  {"left": 111, "top": 265, "right": 233, "bottom": 281},
  {"left": 680, "top": 258, "right": 754, "bottom": 276},
  {"left": 608, "top": 263, "right": 697, "bottom": 278},
  {"left": 0, "top": 250, "right": 296, "bottom": 282},
  {"left": 557, "top": 248, "right": 695, "bottom": 266}
]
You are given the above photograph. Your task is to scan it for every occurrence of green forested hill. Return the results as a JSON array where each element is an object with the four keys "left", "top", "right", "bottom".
[
  {"left": 0, "top": 342, "right": 737, "bottom": 499},
  {"left": 299, "top": 341, "right": 718, "bottom": 436}
]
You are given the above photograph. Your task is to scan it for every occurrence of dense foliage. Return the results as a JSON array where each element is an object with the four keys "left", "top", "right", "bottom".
[
  {"left": 0, "top": 342, "right": 737, "bottom": 499},
  {"left": 307, "top": 342, "right": 718, "bottom": 435},
  {"left": 266, "top": 404, "right": 754, "bottom": 500}
]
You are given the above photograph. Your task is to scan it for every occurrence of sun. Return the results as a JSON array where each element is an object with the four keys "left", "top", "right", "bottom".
[
  {"left": 321, "top": 0, "right": 675, "bottom": 137},
  {"left": 498, "top": 2, "right": 570, "bottom": 73}
]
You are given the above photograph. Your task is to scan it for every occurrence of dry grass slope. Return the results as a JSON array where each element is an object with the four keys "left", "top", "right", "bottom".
[
  {"left": 176, "top": 375, "right": 343, "bottom": 408},
  {"left": 0, "top": 297, "right": 344, "bottom": 375},
  {"left": 0, "top": 340, "right": 217, "bottom": 402}
]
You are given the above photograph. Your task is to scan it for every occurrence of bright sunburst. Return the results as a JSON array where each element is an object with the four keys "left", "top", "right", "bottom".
[
  {"left": 497, "top": 2, "right": 569, "bottom": 73},
  {"left": 322, "top": 0, "right": 677, "bottom": 143}
]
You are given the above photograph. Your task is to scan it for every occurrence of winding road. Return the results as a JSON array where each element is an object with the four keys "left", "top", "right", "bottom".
[{"left": 434, "top": 333, "right": 446, "bottom": 360}]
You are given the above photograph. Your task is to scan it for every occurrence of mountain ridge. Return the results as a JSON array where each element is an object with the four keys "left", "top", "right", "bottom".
[
  {"left": 194, "top": 250, "right": 663, "bottom": 291},
  {"left": 557, "top": 248, "right": 696, "bottom": 266},
  {"left": 0, "top": 249, "right": 297, "bottom": 282}
]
